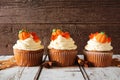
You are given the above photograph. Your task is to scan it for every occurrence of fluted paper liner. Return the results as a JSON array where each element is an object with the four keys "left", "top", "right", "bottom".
[
  {"left": 84, "top": 50, "right": 113, "bottom": 67},
  {"left": 49, "top": 49, "right": 77, "bottom": 67},
  {"left": 14, "top": 49, "right": 44, "bottom": 67}
]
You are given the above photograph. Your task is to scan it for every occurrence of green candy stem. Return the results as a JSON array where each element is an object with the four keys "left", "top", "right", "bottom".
[
  {"left": 19, "top": 29, "right": 28, "bottom": 34},
  {"left": 100, "top": 32, "right": 105, "bottom": 34},
  {"left": 100, "top": 32, "right": 108, "bottom": 37},
  {"left": 52, "top": 29, "right": 56, "bottom": 33}
]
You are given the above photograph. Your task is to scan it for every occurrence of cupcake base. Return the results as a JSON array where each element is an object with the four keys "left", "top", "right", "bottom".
[
  {"left": 14, "top": 49, "right": 44, "bottom": 67},
  {"left": 49, "top": 49, "right": 77, "bottom": 67},
  {"left": 83, "top": 50, "right": 113, "bottom": 67}
]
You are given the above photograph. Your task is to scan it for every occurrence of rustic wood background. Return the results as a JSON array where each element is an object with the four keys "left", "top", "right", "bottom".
[{"left": 0, "top": 0, "right": 120, "bottom": 55}]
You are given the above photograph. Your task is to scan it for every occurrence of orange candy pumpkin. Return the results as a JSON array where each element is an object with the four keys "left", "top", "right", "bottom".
[
  {"left": 51, "top": 29, "right": 70, "bottom": 40},
  {"left": 89, "top": 32, "right": 111, "bottom": 43},
  {"left": 95, "top": 32, "right": 107, "bottom": 43},
  {"left": 18, "top": 29, "right": 30, "bottom": 40},
  {"left": 56, "top": 29, "right": 62, "bottom": 35},
  {"left": 18, "top": 29, "right": 40, "bottom": 42}
]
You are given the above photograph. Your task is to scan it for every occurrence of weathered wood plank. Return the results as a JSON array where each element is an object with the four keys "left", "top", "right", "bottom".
[
  {"left": 84, "top": 55, "right": 120, "bottom": 80},
  {"left": 0, "top": 55, "right": 120, "bottom": 80},
  {"left": 0, "top": 0, "right": 120, "bottom": 8},
  {"left": 0, "top": 66, "right": 41, "bottom": 80},
  {"left": 40, "top": 67, "right": 85, "bottom": 80},
  {"left": 113, "top": 55, "right": 120, "bottom": 60},
  {"left": 40, "top": 55, "right": 84, "bottom": 80},
  {"left": 0, "top": 56, "right": 25, "bottom": 80},
  {"left": 84, "top": 67, "right": 120, "bottom": 80},
  {"left": 0, "top": 1, "right": 120, "bottom": 23},
  {"left": 0, "top": 55, "right": 45, "bottom": 80},
  {"left": 0, "top": 8, "right": 46, "bottom": 23},
  {"left": 0, "top": 7, "right": 120, "bottom": 23},
  {"left": 0, "top": 55, "right": 85, "bottom": 80},
  {"left": 0, "top": 67, "right": 25, "bottom": 80},
  {"left": 19, "top": 67, "right": 40, "bottom": 80},
  {"left": 17, "top": 55, "right": 47, "bottom": 80}
]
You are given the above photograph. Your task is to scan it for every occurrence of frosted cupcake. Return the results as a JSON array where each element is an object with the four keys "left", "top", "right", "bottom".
[
  {"left": 13, "top": 29, "right": 44, "bottom": 66},
  {"left": 48, "top": 29, "right": 77, "bottom": 67},
  {"left": 84, "top": 32, "right": 113, "bottom": 67}
]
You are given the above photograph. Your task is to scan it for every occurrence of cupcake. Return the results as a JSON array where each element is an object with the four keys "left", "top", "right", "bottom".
[
  {"left": 48, "top": 29, "right": 77, "bottom": 67},
  {"left": 84, "top": 32, "right": 113, "bottom": 67},
  {"left": 13, "top": 29, "right": 44, "bottom": 66}
]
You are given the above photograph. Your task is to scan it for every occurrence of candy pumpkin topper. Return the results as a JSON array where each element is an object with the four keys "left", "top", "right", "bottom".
[
  {"left": 18, "top": 29, "right": 30, "bottom": 40},
  {"left": 89, "top": 32, "right": 111, "bottom": 43},
  {"left": 18, "top": 29, "right": 40, "bottom": 42},
  {"left": 51, "top": 29, "right": 70, "bottom": 40}
]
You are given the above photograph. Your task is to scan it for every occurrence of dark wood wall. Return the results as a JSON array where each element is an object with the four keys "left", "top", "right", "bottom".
[{"left": 0, "top": 0, "right": 120, "bottom": 55}]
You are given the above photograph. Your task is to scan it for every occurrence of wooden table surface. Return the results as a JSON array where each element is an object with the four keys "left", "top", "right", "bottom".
[{"left": 0, "top": 55, "right": 120, "bottom": 80}]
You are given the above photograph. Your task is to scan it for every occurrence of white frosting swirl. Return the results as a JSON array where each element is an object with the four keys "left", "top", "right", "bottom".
[
  {"left": 13, "top": 36, "right": 44, "bottom": 51},
  {"left": 85, "top": 38, "right": 113, "bottom": 51},
  {"left": 48, "top": 35, "right": 77, "bottom": 50}
]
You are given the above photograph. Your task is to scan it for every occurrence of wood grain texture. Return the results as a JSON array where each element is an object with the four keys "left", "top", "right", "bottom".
[
  {"left": 0, "top": 55, "right": 120, "bottom": 80},
  {"left": 0, "top": 0, "right": 120, "bottom": 23},
  {"left": 40, "top": 67, "right": 84, "bottom": 80},
  {"left": 85, "top": 67, "right": 120, "bottom": 80},
  {"left": 0, "top": 0, "right": 120, "bottom": 54},
  {"left": 0, "top": 55, "right": 85, "bottom": 80},
  {"left": 0, "top": 64, "right": 40, "bottom": 80},
  {"left": 84, "top": 55, "right": 120, "bottom": 80},
  {"left": 0, "top": 7, "right": 119, "bottom": 23}
]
